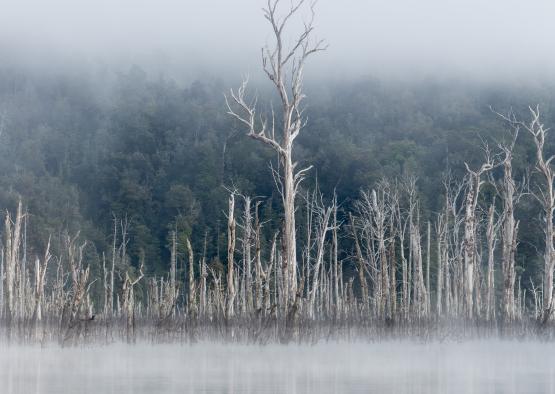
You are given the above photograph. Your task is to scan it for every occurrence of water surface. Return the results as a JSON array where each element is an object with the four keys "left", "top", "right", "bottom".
[{"left": 1, "top": 340, "right": 553, "bottom": 393}]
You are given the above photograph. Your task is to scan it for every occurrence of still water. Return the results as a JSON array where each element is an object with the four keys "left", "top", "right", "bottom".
[{"left": 1, "top": 340, "right": 554, "bottom": 393}]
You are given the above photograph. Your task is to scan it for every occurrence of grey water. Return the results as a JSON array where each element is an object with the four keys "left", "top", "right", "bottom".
[{"left": 1, "top": 340, "right": 554, "bottom": 394}]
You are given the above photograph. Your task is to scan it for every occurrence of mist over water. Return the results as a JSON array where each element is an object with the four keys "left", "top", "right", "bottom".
[{"left": 1, "top": 341, "right": 554, "bottom": 394}]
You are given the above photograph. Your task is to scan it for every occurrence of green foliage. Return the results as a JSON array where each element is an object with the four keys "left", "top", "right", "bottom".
[{"left": 1, "top": 66, "right": 554, "bottom": 284}]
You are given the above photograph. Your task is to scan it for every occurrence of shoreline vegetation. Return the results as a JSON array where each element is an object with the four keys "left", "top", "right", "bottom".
[{"left": 2, "top": 0, "right": 555, "bottom": 347}]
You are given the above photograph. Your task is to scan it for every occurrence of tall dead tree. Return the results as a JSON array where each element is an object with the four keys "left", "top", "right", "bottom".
[
  {"left": 500, "top": 107, "right": 555, "bottom": 323},
  {"left": 226, "top": 193, "right": 236, "bottom": 319},
  {"left": 226, "top": 0, "right": 326, "bottom": 307},
  {"left": 186, "top": 237, "right": 196, "bottom": 315},
  {"left": 3, "top": 202, "right": 22, "bottom": 333},
  {"left": 122, "top": 261, "right": 144, "bottom": 344},
  {"left": 350, "top": 213, "right": 369, "bottom": 313},
  {"left": 463, "top": 148, "right": 496, "bottom": 318},
  {"left": 485, "top": 204, "right": 499, "bottom": 321},
  {"left": 493, "top": 110, "right": 523, "bottom": 322}
]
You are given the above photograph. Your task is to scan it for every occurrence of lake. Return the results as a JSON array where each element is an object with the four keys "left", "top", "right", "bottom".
[{"left": 1, "top": 340, "right": 554, "bottom": 393}]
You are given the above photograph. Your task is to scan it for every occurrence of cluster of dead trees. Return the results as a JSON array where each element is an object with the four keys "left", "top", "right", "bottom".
[{"left": 0, "top": 106, "right": 553, "bottom": 344}]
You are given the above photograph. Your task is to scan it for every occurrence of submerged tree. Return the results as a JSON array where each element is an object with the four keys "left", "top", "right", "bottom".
[{"left": 226, "top": 0, "right": 326, "bottom": 308}]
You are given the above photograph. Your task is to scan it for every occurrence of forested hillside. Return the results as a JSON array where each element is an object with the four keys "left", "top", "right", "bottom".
[{"left": 0, "top": 65, "right": 554, "bottom": 289}]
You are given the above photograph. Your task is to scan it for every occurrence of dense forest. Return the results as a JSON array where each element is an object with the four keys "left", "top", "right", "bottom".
[{"left": 1, "top": 66, "right": 554, "bottom": 277}]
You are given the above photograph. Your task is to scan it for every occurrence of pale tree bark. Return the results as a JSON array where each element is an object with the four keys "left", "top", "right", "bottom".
[
  {"left": 199, "top": 233, "right": 208, "bottom": 317},
  {"left": 122, "top": 261, "right": 144, "bottom": 344},
  {"left": 4, "top": 201, "right": 23, "bottom": 335},
  {"left": 463, "top": 148, "right": 497, "bottom": 319},
  {"left": 186, "top": 237, "right": 196, "bottom": 316},
  {"left": 372, "top": 188, "right": 391, "bottom": 319},
  {"left": 242, "top": 196, "right": 253, "bottom": 313},
  {"left": 485, "top": 204, "right": 499, "bottom": 321},
  {"left": 426, "top": 221, "right": 431, "bottom": 314},
  {"left": 498, "top": 107, "right": 554, "bottom": 323},
  {"left": 356, "top": 183, "right": 395, "bottom": 319},
  {"left": 170, "top": 230, "right": 177, "bottom": 314},
  {"left": 61, "top": 234, "right": 91, "bottom": 346},
  {"left": 254, "top": 202, "right": 264, "bottom": 311},
  {"left": 226, "top": 0, "right": 326, "bottom": 308},
  {"left": 388, "top": 210, "right": 397, "bottom": 317},
  {"left": 398, "top": 205, "right": 409, "bottom": 320},
  {"left": 349, "top": 213, "right": 369, "bottom": 313},
  {"left": 226, "top": 193, "right": 236, "bottom": 319},
  {"left": 32, "top": 237, "right": 51, "bottom": 334},
  {"left": 493, "top": 110, "right": 523, "bottom": 323},
  {"left": 308, "top": 194, "right": 333, "bottom": 318},
  {"left": 332, "top": 196, "right": 340, "bottom": 315},
  {"left": 435, "top": 213, "right": 446, "bottom": 316}
]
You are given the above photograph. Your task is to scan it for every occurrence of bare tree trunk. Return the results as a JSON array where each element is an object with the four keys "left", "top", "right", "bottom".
[
  {"left": 242, "top": 196, "right": 253, "bottom": 313},
  {"left": 463, "top": 153, "right": 495, "bottom": 319},
  {"left": 350, "top": 213, "right": 369, "bottom": 313},
  {"left": 332, "top": 197, "right": 340, "bottom": 315},
  {"left": 254, "top": 202, "right": 263, "bottom": 311},
  {"left": 226, "top": 0, "right": 326, "bottom": 311},
  {"left": 226, "top": 193, "right": 236, "bottom": 319},
  {"left": 426, "top": 221, "right": 431, "bottom": 315},
  {"left": 500, "top": 135, "right": 519, "bottom": 323},
  {"left": 485, "top": 204, "right": 497, "bottom": 322},
  {"left": 389, "top": 213, "right": 397, "bottom": 317},
  {"left": 200, "top": 234, "right": 208, "bottom": 317},
  {"left": 436, "top": 214, "right": 445, "bottom": 317},
  {"left": 110, "top": 215, "right": 117, "bottom": 318},
  {"left": 498, "top": 107, "right": 553, "bottom": 323},
  {"left": 170, "top": 230, "right": 177, "bottom": 315},
  {"left": 309, "top": 201, "right": 332, "bottom": 318},
  {"left": 186, "top": 237, "right": 196, "bottom": 316},
  {"left": 4, "top": 201, "right": 23, "bottom": 337}
]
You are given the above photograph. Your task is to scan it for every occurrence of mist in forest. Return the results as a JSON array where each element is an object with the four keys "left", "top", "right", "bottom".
[
  {"left": 1, "top": 341, "right": 555, "bottom": 393},
  {"left": 2, "top": 0, "right": 555, "bottom": 83},
  {"left": 3, "top": 0, "right": 555, "bottom": 370}
]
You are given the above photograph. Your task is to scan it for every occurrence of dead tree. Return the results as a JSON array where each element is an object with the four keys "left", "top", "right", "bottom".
[
  {"left": 406, "top": 180, "right": 428, "bottom": 319},
  {"left": 308, "top": 193, "right": 333, "bottom": 318},
  {"left": 3, "top": 201, "right": 23, "bottom": 336},
  {"left": 462, "top": 147, "right": 497, "bottom": 319},
  {"left": 61, "top": 234, "right": 91, "bottom": 346},
  {"left": 186, "top": 237, "right": 196, "bottom": 316},
  {"left": 493, "top": 110, "right": 524, "bottom": 323},
  {"left": 226, "top": 193, "right": 236, "bottom": 319},
  {"left": 349, "top": 213, "right": 369, "bottom": 313},
  {"left": 170, "top": 230, "right": 177, "bottom": 315},
  {"left": 485, "top": 204, "right": 500, "bottom": 321},
  {"left": 435, "top": 213, "right": 447, "bottom": 316},
  {"left": 500, "top": 107, "right": 555, "bottom": 323},
  {"left": 31, "top": 237, "right": 51, "bottom": 338},
  {"left": 241, "top": 196, "right": 253, "bottom": 313},
  {"left": 226, "top": 0, "right": 326, "bottom": 307},
  {"left": 122, "top": 261, "right": 144, "bottom": 344}
]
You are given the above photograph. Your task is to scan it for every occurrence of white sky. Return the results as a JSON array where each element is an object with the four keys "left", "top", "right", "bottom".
[{"left": 1, "top": 0, "right": 555, "bottom": 81}]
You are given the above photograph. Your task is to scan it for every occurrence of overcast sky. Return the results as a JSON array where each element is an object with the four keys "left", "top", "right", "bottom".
[{"left": 2, "top": 0, "right": 555, "bottom": 82}]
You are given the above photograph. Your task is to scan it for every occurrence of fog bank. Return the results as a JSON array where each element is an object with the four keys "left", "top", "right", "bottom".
[
  {"left": 1, "top": 341, "right": 554, "bottom": 393},
  {"left": 2, "top": 0, "right": 555, "bottom": 83}
]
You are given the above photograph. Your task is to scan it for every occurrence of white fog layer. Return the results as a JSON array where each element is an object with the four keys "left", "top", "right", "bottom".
[
  {"left": 2, "top": 0, "right": 555, "bottom": 81},
  {"left": 1, "top": 341, "right": 554, "bottom": 394}
]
